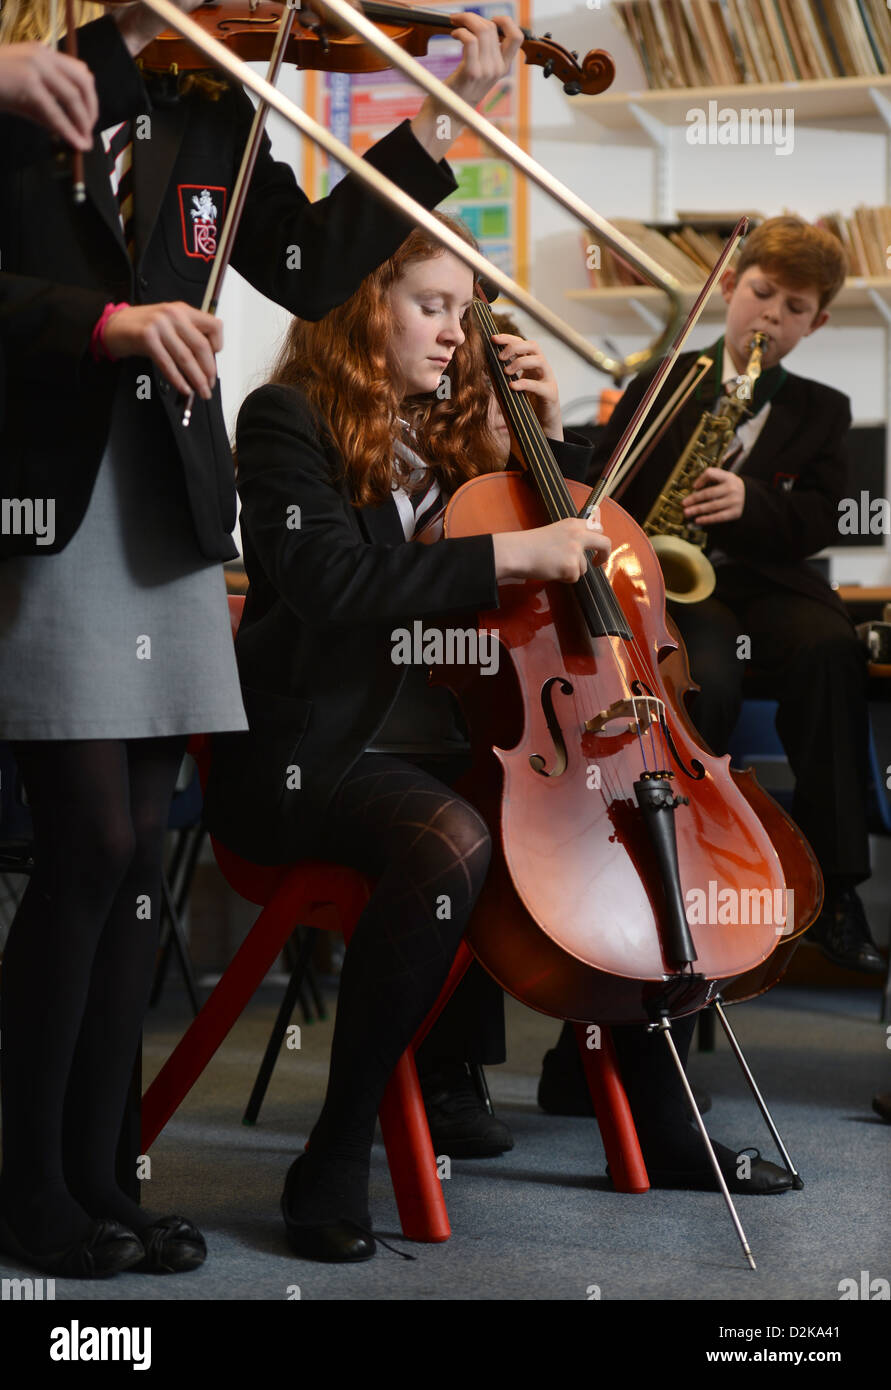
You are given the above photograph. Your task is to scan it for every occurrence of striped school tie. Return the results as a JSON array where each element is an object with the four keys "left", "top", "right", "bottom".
[{"left": 102, "top": 120, "right": 135, "bottom": 262}]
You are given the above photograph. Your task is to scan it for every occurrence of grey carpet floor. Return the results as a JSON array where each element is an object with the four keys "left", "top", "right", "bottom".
[{"left": 2, "top": 980, "right": 888, "bottom": 1303}]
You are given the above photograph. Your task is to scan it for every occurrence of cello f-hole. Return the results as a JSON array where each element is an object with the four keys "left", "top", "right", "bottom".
[{"left": 529, "top": 676, "right": 572, "bottom": 778}]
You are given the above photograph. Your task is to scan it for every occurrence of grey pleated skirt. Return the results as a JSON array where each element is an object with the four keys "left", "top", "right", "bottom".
[{"left": 0, "top": 368, "right": 247, "bottom": 740}]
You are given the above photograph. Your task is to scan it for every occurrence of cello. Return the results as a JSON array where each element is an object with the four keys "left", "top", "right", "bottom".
[
  {"left": 427, "top": 292, "right": 812, "bottom": 1263},
  {"left": 440, "top": 292, "right": 789, "bottom": 1027}
]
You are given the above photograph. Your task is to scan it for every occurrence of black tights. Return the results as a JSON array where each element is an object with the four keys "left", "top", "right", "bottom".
[
  {"left": 0, "top": 736, "right": 185, "bottom": 1250},
  {"left": 289, "top": 754, "right": 492, "bottom": 1224}
]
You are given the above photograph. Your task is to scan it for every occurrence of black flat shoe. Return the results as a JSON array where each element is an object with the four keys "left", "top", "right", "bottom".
[
  {"left": 644, "top": 1147, "right": 797, "bottom": 1195},
  {"left": 134, "top": 1215, "right": 206, "bottom": 1273},
  {"left": 281, "top": 1156, "right": 375, "bottom": 1264},
  {"left": 0, "top": 1211, "right": 144, "bottom": 1279}
]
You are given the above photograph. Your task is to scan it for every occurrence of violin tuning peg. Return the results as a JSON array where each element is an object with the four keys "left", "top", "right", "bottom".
[
  {"left": 571, "top": 50, "right": 579, "bottom": 58},
  {"left": 563, "top": 81, "right": 581, "bottom": 95},
  {"left": 544, "top": 30, "right": 552, "bottom": 38},
  {"left": 543, "top": 59, "right": 555, "bottom": 78}
]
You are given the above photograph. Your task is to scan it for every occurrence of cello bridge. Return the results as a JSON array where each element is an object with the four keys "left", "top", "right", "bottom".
[{"left": 584, "top": 695, "right": 665, "bottom": 737}]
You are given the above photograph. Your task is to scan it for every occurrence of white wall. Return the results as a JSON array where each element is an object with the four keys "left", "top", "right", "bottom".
[{"left": 219, "top": 2, "right": 890, "bottom": 580}]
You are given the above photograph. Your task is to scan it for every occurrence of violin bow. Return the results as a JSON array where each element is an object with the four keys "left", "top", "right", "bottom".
[
  {"left": 64, "top": 0, "right": 87, "bottom": 202},
  {"left": 47, "top": 0, "right": 86, "bottom": 202},
  {"left": 181, "top": 1, "right": 298, "bottom": 426}
]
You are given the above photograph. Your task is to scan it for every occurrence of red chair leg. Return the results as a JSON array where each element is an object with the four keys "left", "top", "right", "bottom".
[
  {"left": 573, "top": 1021, "right": 649, "bottom": 1194},
  {"left": 142, "top": 891, "right": 309, "bottom": 1150},
  {"left": 347, "top": 938, "right": 476, "bottom": 1242},
  {"left": 378, "top": 1053, "right": 450, "bottom": 1242}
]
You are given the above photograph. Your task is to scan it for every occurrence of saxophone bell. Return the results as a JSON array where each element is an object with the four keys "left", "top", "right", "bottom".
[{"left": 649, "top": 534, "right": 717, "bottom": 605}]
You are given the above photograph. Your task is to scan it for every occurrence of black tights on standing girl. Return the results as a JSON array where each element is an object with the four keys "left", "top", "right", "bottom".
[{"left": 0, "top": 736, "right": 185, "bottom": 1251}]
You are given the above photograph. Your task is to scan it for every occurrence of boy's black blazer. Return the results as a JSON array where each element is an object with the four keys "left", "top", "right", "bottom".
[
  {"left": 0, "top": 18, "right": 456, "bottom": 559},
  {"left": 203, "top": 382, "right": 595, "bottom": 864},
  {"left": 591, "top": 342, "right": 853, "bottom": 613}
]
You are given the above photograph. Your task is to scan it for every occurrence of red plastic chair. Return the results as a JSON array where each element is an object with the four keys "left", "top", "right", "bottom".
[{"left": 141, "top": 596, "right": 648, "bottom": 1247}]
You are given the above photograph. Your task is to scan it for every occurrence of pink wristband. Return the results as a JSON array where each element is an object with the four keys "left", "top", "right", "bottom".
[{"left": 90, "top": 302, "right": 129, "bottom": 364}]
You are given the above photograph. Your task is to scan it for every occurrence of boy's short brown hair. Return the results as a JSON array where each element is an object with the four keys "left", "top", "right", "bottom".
[{"left": 736, "top": 215, "right": 847, "bottom": 313}]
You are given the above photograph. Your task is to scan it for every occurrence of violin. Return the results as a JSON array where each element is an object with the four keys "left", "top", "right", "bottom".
[
  {"left": 433, "top": 291, "right": 791, "bottom": 1027},
  {"left": 136, "top": 0, "right": 616, "bottom": 95}
]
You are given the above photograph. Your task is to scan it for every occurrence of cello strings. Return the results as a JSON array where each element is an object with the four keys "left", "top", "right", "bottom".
[
  {"left": 475, "top": 300, "right": 654, "bottom": 799},
  {"left": 476, "top": 303, "right": 667, "bottom": 778},
  {"left": 475, "top": 303, "right": 661, "bottom": 804}
]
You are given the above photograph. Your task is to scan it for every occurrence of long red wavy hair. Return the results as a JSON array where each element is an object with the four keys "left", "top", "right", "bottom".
[{"left": 268, "top": 214, "right": 503, "bottom": 507}]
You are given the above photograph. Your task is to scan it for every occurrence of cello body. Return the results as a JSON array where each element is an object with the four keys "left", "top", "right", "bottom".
[
  {"left": 657, "top": 621, "right": 823, "bottom": 1005},
  {"left": 438, "top": 471, "right": 788, "bottom": 1024}
]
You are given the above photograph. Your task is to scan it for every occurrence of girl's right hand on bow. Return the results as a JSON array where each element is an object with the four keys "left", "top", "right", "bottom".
[{"left": 493, "top": 514, "right": 611, "bottom": 584}]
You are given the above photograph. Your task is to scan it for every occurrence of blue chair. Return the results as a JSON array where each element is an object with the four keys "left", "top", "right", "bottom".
[{"left": 727, "top": 699, "right": 793, "bottom": 809}]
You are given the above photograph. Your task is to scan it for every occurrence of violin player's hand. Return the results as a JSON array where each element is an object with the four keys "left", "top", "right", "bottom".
[
  {"left": 112, "top": 0, "right": 208, "bottom": 59},
  {"left": 492, "top": 332, "right": 563, "bottom": 441},
  {"left": 409, "top": 9, "right": 524, "bottom": 159},
  {"left": 493, "top": 515, "right": 611, "bottom": 585},
  {"left": 0, "top": 43, "right": 98, "bottom": 148},
  {"left": 101, "top": 301, "right": 223, "bottom": 400}
]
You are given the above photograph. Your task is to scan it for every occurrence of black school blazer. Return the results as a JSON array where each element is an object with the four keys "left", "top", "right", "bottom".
[
  {"left": 203, "top": 383, "right": 595, "bottom": 864},
  {"left": 591, "top": 342, "right": 853, "bottom": 613},
  {"left": 0, "top": 18, "right": 456, "bottom": 559}
]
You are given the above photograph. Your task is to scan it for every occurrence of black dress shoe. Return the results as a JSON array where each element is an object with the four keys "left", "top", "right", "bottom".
[
  {"left": 644, "top": 1147, "right": 797, "bottom": 1195},
  {"left": 421, "top": 1061, "right": 514, "bottom": 1158},
  {"left": 538, "top": 1045, "right": 712, "bottom": 1120},
  {"left": 134, "top": 1216, "right": 206, "bottom": 1273},
  {"left": 806, "top": 888, "right": 886, "bottom": 974},
  {"left": 0, "top": 1211, "right": 144, "bottom": 1279},
  {"left": 280, "top": 1156, "right": 375, "bottom": 1264}
]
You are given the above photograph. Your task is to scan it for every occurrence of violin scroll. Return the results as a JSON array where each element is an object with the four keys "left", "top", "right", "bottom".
[{"left": 521, "top": 34, "right": 615, "bottom": 96}]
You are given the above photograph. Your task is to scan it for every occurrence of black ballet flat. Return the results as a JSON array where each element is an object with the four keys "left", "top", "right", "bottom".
[
  {"left": 0, "top": 1211, "right": 144, "bottom": 1279},
  {"left": 134, "top": 1215, "right": 207, "bottom": 1273},
  {"left": 281, "top": 1156, "right": 375, "bottom": 1264}
]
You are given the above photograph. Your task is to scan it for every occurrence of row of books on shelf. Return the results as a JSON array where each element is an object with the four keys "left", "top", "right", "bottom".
[
  {"left": 583, "top": 207, "right": 891, "bottom": 289},
  {"left": 819, "top": 207, "right": 891, "bottom": 278},
  {"left": 613, "top": 0, "right": 891, "bottom": 90}
]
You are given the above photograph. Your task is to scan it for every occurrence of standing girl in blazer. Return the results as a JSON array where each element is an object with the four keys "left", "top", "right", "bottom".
[
  {"left": 204, "top": 214, "right": 611, "bottom": 1262},
  {"left": 0, "top": 0, "right": 521, "bottom": 1279}
]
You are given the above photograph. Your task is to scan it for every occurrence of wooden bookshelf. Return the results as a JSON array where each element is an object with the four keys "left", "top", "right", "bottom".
[
  {"left": 573, "top": 74, "right": 891, "bottom": 131},
  {"left": 566, "top": 276, "right": 891, "bottom": 321}
]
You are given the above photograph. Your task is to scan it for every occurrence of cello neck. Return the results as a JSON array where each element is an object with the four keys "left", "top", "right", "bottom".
[
  {"left": 473, "top": 296, "right": 630, "bottom": 640},
  {"left": 473, "top": 298, "right": 571, "bottom": 522}
]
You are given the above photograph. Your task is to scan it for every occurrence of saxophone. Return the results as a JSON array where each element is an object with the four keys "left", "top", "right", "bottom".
[{"left": 642, "top": 332, "right": 767, "bottom": 604}]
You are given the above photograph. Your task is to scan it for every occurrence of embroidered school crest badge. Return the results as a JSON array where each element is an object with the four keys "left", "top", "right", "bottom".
[{"left": 178, "top": 185, "right": 227, "bottom": 261}]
